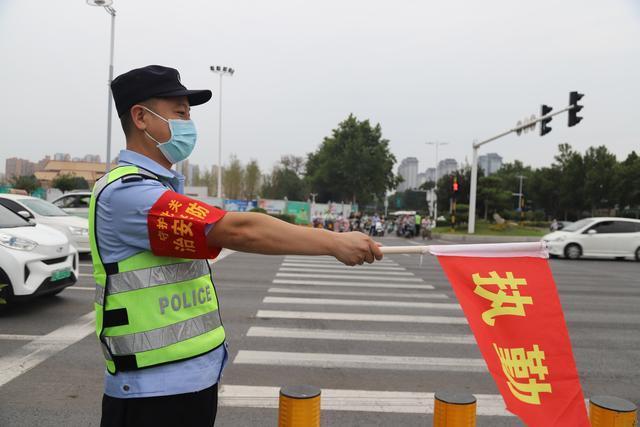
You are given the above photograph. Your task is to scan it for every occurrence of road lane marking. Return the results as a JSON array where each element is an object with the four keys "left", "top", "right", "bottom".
[
  {"left": 276, "top": 273, "right": 423, "bottom": 282},
  {"left": 234, "top": 350, "right": 486, "bottom": 372},
  {"left": 272, "top": 279, "right": 433, "bottom": 290},
  {"left": 0, "top": 334, "right": 42, "bottom": 341},
  {"left": 0, "top": 311, "right": 94, "bottom": 388},
  {"left": 263, "top": 296, "right": 460, "bottom": 310},
  {"left": 284, "top": 256, "right": 398, "bottom": 265},
  {"left": 66, "top": 286, "right": 94, "bottom": 290},
  {"left": 219, "top": 385, "right": 512, "bottom": 416},
  {"left": 267, "top": 287, "right": 449, "bottom": 299},
  {"left": 279, "top": 267, "right": 414, "bottom": 276},
  {"left": 246, "top": 327, "right": 475, "bottom": 344},
  {"left": 282, "top": 262, "right": 405, "bottom": 271},
  {"left": 256, "top": 310, "right": 467, "bottom": 324}
]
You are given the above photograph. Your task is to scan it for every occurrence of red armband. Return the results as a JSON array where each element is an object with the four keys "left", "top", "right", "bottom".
[{"left": 147, "top": 191, "right": 226, "bottom": 259}]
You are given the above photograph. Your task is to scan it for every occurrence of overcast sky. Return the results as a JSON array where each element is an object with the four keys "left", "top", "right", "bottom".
[{"left": 1, "top": 0, "right": 638, "bottom": 176}]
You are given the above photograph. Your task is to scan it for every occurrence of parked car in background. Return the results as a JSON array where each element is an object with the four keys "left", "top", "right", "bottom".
[
  {"left": 0, "top": 204, "right": 78, "bottom": 306},
  {"left": 0, "top": 194, "right": 90, "bottom": 253},
  {"left": 542, "top": 217, "right": 640, "bottom": 260},
  {"left": 51, "top": 191, "right": 92, "bottom": 218}
]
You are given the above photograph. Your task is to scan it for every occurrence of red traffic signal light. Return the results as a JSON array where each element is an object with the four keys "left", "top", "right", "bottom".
[{"left": 452, "top": 176, "right": 459, "bottom": 192}]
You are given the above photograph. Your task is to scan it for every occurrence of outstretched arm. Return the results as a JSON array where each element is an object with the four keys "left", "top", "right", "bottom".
[{"left": 206, "top": 212, "right": 383, "bottom": 266}]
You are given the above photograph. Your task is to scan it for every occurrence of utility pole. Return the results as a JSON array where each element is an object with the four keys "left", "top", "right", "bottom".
[
  {"left": 209, "top": 65, "right": 235, "bottom": 198},
  {"left": 513, "top": 175, "right": 526, "bottom": 222}
]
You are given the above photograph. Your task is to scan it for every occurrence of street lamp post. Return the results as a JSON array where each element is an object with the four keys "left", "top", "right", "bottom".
[
  {"left": 87, "top": 0, "right": 116, "bottom": 173},
  {"left": 209, "top": 65, "right": 235, "bottom": 198},
  {"left": 425, "top": 141, "right": 448, "bottom": 223}
]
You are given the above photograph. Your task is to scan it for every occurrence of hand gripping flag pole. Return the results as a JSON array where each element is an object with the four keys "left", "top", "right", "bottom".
[{"left": 379, "top": 242, "right": 590, "bottom": 427}]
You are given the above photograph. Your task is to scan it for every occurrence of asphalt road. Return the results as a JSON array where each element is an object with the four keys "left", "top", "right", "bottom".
[{"left": 0, "top": 235, "right": 638, "bottom": 426}]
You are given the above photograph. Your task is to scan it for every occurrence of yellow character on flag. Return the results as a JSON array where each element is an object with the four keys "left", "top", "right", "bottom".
[
  {"left": 472, "top": 271, "right": 533, "bottom": 326},
  {"left": 158, "top": 231, "right": 169, "bottom": 242},
  {"left": 173, "top": 237, "right": 196, "bottom": 253},
  {"left": 168, "top": 199, "right": 183, "bottom": 213},
  {"left": 493, "top": 343, "right": 552, "bottom": 405},
  {"left": 185, "top": 202, "right": 210, "bottom": 220},
  {"left": 171, "top": 219, "right": 193, "bottom": 237}
]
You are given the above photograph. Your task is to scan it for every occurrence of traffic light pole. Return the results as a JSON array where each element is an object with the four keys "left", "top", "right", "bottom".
[{"left": 468, "top": 104, "right": 575, "bottom": 234}]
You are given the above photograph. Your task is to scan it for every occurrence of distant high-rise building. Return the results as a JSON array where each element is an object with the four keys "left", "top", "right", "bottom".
[
  {"left": 478, "top": 152, "right": 503, "bottom": 176},
  {"left": 437, "top": 158, "right": 458, "bottom": 180},
  {"left": 425, "top": 167, "right": 436, "bottom": 183},
  {"left": 83, "top": 154, "right": 101, "bottom": 163},
  {"left": 397, "top": 157, "right": 419, "bottom": 191},
  {"left": 54, "top": 153, "right": 71, "bottom": 161},
  {"left": 5, "top": 158, "right": 36, "bottom": 179}
]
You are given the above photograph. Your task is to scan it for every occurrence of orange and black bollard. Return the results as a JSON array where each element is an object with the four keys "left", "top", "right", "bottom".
[
  {"left": 278, "top": 385, "right": 321, "bottom": 427},
  {"left": 433, "top": 391, "right": 477, "bottom": 427},
  {"left": 590, "top": 395, "right": 637, "bottom": 427}
]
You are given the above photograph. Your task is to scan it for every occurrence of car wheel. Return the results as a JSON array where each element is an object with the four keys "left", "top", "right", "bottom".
[
  {"left": 564, "top": 244, "right": 582, "bottom": 260},
  {"left": 0, "top": 270, "right": 14, "bottom": 310},
  {"left": 636, "top": 247, "right": 640, "bottom": 262}
]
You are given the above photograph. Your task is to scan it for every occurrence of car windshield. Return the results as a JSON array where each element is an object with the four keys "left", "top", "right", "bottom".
[
  {"left": 20, "top": 198, "right": 69, "bottom": 217},
  {"left": 562, "top": 218, "right": 595, "bottom": 232},
  {"left": 0, "top": 204, "right": 32, "bottom": 228}
]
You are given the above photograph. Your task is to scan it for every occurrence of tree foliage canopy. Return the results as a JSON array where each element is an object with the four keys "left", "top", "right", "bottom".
[
  {"left": 305, "top": 114, "right": 399, "bottom": 205},
  {"left": 52, "top": 173, "right": 89, "bottom": 192}
]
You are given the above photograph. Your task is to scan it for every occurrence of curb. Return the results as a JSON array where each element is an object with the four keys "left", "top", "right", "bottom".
[{"left": 432, "top": 233, "right": 542, "bottom": 243}]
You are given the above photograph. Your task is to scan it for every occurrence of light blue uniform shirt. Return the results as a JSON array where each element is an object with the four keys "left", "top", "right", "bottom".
[{"left": 96, "top": 149, "right": 227, "bottom": 398}]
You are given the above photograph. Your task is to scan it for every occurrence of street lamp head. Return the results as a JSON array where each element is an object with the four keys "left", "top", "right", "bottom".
[{"left": 87, "top": 0, "right": 113, "bottom": 6}]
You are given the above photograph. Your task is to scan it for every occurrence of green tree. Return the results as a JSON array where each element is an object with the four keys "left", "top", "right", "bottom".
[
  {"left": 616, "top": 151, "right": 640, "bottom": 209},
  {"left": 11, "top": 175, "right": 39, "bottom": 194},
  {"left": 583, "top": 146, "right": 618, "bottom": 214},
  {"left": 52, "top": 173, "right": 89, "bottom": 192},
  {"left": 261, "top": 156, "right": 308, "bottom": 200},
  {"left": 244, "top": 160, "right": 261, "bottom": 199},
  {"left": 223, "top": 155, "right": 244, "bottom": 199},
  {"left": 305, "top": 114, "right": 400, "bottom": 204}
]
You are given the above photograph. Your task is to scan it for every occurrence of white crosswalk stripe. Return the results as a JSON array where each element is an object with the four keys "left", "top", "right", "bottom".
[
  {"left": 276, "top": 272, "right": 424, "bottom": 282},
  {"left": 279, "top": 267, "right": 414, "bottom": 276},
  {"left": 246, "top": 327, "right": 475, "bottom": 344},
  {"left": 281, "top": 262, "right": 406, "bottom": 271},
  {"left": 257, "top": 310, "right": 467, "bottom": 324},
  {"left": 267, "top": 287, "right": 449, "bottom": 299},
  {"left": 262, "top": 296, "right": 461, "bottom": 310},
  {"left": 272, "top": 279, "right": 434, "bottom": 290},
  {"left": 234, "top": 350, "right": 486, "bottom": 372},
  {"left": 219, "top": 385, "right": 513, "bottom": 416}
]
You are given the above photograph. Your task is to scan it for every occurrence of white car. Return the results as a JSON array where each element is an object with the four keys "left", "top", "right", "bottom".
[
  {"left": 50, "top": 191, "right": 92, "bottom": 219},
  {"left": 0, "top": 194, "right": 90, "bottom": 254},
  {"left": 0, "top": 204, "right": 79, "bottom": 306},
  {"left": 542, "top": 217, "right": 640, "bottom": 260}
]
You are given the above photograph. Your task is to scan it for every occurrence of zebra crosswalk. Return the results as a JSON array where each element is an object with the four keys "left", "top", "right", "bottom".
[{"left": 220, "top": 254, "right": 515, "bottom": 421}]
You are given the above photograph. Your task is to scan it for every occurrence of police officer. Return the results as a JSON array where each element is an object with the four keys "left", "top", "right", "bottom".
[{"left": 91, "top": 65, "right": 383, "bottom": 427}]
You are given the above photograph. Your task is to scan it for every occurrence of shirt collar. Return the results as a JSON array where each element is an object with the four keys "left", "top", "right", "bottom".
[{"left": 117, "top": 149, "right": 185, "bottom": 192}]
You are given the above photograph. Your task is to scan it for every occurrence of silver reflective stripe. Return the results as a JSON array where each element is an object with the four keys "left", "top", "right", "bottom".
[
  {"left": 109, "top": 260, "right": 210, "bottom": 295},
  {"left": 92, "top": 175, "right": 110, "bottom": 196},
  {"left": 104, "top": 310, "right": 222, "bottom": 355},
  {"left": 100, "top": 342, "right": 113, "bottom": 361},
  {"left": 95, "top": 285, "right": 105, "bottom": 305}
]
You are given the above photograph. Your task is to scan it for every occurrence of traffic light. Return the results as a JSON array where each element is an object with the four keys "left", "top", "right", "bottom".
[
  {"left": 540, "top": 105, "right": 553, "bottom": 136},
  {"left": 452, "top": 176, "right": 459, "bottom": 192},
  {"left": 568, "top": 91, "right": 584, "bottom": 127}
]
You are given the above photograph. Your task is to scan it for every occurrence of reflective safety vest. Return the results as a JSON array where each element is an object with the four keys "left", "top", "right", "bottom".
[{"left": 89, "top": 165, "right": 225, "bottom": 374}]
